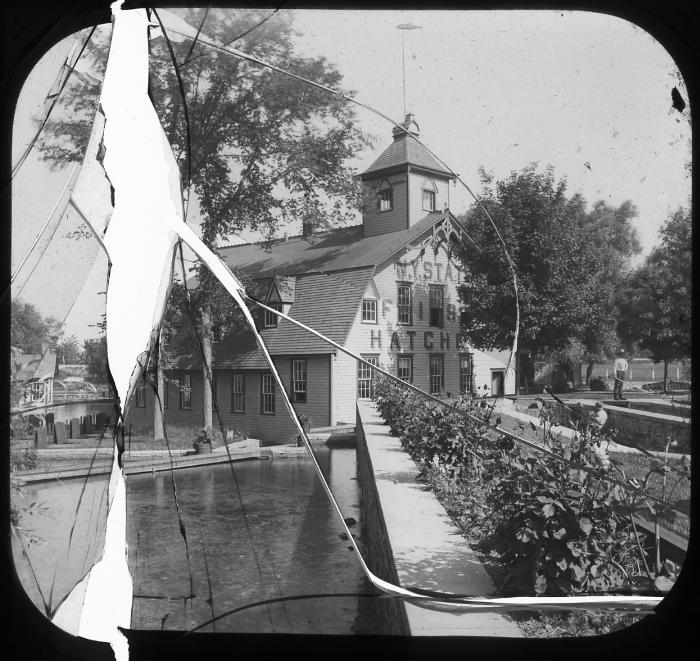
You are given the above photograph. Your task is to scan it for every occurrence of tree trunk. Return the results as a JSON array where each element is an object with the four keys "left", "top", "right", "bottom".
[
  {"left": 586, "top": 361, "right": 594, "bottom": 385},
  {"left": 153, "top": 352, "right": 165, "bottom": 442},
  {"left": 663, "top": 359, "right": 669, "bottom": 393},
  {"left": 201, "top": 305, "right": 213, "bottom": 433}
]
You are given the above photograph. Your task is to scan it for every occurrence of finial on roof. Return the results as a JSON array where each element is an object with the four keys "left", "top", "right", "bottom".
[{"left": 392, "top": 113, "right": 420, "bottom": 141}]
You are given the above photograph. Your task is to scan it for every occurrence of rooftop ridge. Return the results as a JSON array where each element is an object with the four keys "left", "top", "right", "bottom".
[{"left": 218, "top": 223, "right": 363, "bottom": 252}]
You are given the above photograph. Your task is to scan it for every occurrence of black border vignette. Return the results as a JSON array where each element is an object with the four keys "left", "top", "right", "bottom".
[{"left": 1, "top": 1, "right": 697, "bottom": 660}]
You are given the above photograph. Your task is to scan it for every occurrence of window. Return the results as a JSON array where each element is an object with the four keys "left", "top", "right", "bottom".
[
  {"left": 357, "top": 356, "right": 378, "bottom": 399},
  {"left": 397, "top": 283, "right": 412, "bottom": 325},
  {"left": 429, "top": 355, "right": 444, "bottom": 394},
  {"left": 261, "top": 372, "right": 275, "bottom": 414},
  {"left": 397, "top": 355, "right": 413, "bottom": 383},
  {"left": 163, "top": 378, "right": 169, "bottom": 409},
  {"left": 377, "top": 187, "right": 393, "bottom": 212},
  {"left": 291, "top": 360, "right": 307, "bottom": 403},
  {"left": 135, "top": 380, "right": 146, "bottom": 408},
  {"left": 362, "top": 298, "right": 377, "bottom": 323},
  {"left": 232, "top": 372, "right": 245, "bottom": 413},
  {"left": 264, "top": 303, "right": 282, "bottom": 328},
  {"left": 459, "top": 354, "right": 473, "bottom": 394},
  {"left": 180, "top": 373, "right": 192, "bottom": 410},
  {"left": 422, "top": 189, "right": 436, "bottom": 212},
  {"left": 429, "top": 285, "right": 444, "bottom": 328}
]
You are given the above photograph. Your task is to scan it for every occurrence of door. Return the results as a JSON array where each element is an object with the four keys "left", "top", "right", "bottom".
[{"left": 491, "top": 370, "right": 504, "bottom": 397}]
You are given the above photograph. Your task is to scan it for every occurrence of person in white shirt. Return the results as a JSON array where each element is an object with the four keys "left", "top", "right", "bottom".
[
  {"left": 590, "top": 400, "right": 608, "bottom": 432},
  {"left": 613, "top": 350, "right": 629, "bottom": 400}
]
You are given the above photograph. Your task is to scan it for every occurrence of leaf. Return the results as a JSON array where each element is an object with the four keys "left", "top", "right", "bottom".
[
  {"left": 578, "top": 517, "right": 593, "bottom": 536},
  {"left": 541, "top": 503, "right": 556, "bottom": 518},
  {"left": 570, "top": 562, "right": 586, "bottom": 582},
  {"left": 653, "top": 575, "right": 675, "bottom": 593}
]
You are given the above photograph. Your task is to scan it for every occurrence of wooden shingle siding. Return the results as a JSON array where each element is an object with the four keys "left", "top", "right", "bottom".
[{"left": 363, "top": 174, "right": 409, "bottom": 237}]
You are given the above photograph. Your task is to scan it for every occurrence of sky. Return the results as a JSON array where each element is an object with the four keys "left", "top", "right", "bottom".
[{"left": 10, "top": 8, "right": 692, "bottom": 343}]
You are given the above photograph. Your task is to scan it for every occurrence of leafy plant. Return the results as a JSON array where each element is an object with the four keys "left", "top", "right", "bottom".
[
  {"left": 192, "top": 426, "right": 215, "bottom": 452},
  {"left": 11, "top": 447, "right": 39, "bottom": 472},
  {"left": 372, "top": 374, "right": 687, "bottom": 599}
]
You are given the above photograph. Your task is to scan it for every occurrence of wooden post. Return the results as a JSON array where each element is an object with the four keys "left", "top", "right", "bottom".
[{"left": 663, "top": 360, "right": 669, "bottom": 393}]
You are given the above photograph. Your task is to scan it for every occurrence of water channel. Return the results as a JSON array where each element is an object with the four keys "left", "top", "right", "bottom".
[{"left": 12, "top": 446, "right": 384, "bottom": 635}]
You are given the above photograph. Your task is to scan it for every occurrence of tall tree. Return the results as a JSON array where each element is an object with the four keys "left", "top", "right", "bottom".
[
  {"left": 454, "top": 165, "right": 637, "bottom": 389},
  {"left": 83, "top": 336, "right": 109, "bottom": 384},
  {"left": 39, "top": 9, "right": 369, "bottom": 434},
  {"left": 55, "top": 335, "right": 84, "bottom": 364},
  {"left": 577, "top": 200, "right": 642, "bottom": 382},
  {"left": 618, "top": 207, "right": 691, "bottom": 390},
  {"left": 10, "top": 299, "right": 61, "bottom": 354}
]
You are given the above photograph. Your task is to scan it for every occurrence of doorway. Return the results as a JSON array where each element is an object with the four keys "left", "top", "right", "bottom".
[{"left": 491, "top": 370, "right": 505, "bottom": 397}]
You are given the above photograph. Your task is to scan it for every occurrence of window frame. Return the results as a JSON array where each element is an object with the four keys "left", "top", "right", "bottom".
[
  {"left": 376, "top": 186, "right": 393, "bottom": 213},
  {"left": 422, "top": 188, "right": 436, "bottom": 212},
  {"left": 429, "top": 354, "right": 444, "bottom": 395},
  {"left": 232, "top": 371, "right": 245, "bottom": 413},
  {"left": 397, "top": 282, "right": 413, "bottom": 325},
  {"left": 260, "top": 371, "right": 275, "bottom": 415},
  {"left": 291, "top": 359, "right": 307, "bottom": 403},
  {"left": 357, "top": 355, "right": 379, "bottom": 399},
  {"left": 361, "top": 298, "right": 378, "bottom": 324},
  {"left": 135, "top": 380, "right": 146, "bottom": 408},
  {"left": 459, "top": 353, "right": 473, "bottom": 395},
  {"left": 264, "top": 302, "right": 282, "bottom": 328},
  {"left": 429, "top": 284, "right": 444, "bottom": 328},
  {"left": 397, "top": 355, "right": 413, "bottom": 383},
  {"left": 179, "top": 372, "right": 192, "bottom": 410}
]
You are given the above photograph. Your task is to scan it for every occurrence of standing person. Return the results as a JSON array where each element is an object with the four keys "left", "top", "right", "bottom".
[{"left": 613, "top": 350, "right": 629, "bottom": 400}]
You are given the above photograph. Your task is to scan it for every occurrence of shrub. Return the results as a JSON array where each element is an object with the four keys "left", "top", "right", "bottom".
[
  {"left": 372, "top": 374, "right": 683, "bottom": 599},
  {"left": 192, "top": 427, "right": 215, "bottom": 452},
  {"left": 589, "top": 377, "right": 610, "bottom": 391},
  {"left": 484, "top": 436, "right": 642, "bottom": 595},
  {"left": 374, "top": 376, "right": 486, "bottom": 478},
  {"left": 11, "top": 447, "right": 39, "bottom": 472}
]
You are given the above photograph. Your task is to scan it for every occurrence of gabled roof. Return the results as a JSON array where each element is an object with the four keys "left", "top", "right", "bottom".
[
  {"left": 167, "top": 268, "right": 373, "bottom": 369},
  {"left": 361, "top": 133, "right": 453, "bottom": 179},
  {"left": 218, "top": 211, "right": 452, "bottom": 278},
  {"left": 270, "top": 275, "right": 296, "bottom": 304},
  {"left": 11, "top": 352, "right": 58, "bottom": 382}
]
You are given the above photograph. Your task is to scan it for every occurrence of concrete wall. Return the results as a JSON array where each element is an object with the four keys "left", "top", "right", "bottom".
[
  {"left": 564, "top": 400, "right": 691, "bottom": 453},
  {"left": 355, "top": 401, "right": 522, "bottom": 636},
  {"left": 355, "top": 405, "right": 411, "bottom": 635}
]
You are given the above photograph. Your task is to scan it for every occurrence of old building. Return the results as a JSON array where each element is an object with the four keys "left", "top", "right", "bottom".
[
  {"left": 126, "top": 116, "right": 515, "bottom": 441},
  {"left": 10, "top": 343, "right": 59, "bottom": 410}
]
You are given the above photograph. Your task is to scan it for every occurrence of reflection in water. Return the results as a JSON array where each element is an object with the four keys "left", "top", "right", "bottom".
[
  {"left": 11, "top": 474, "right": 110, "bottom": 614},
  {"left": 127, "top": 447, "right": 382, "bottom": 634},
  {"left": 11, "top": 448, "right": 384, "bottom": 634}
]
